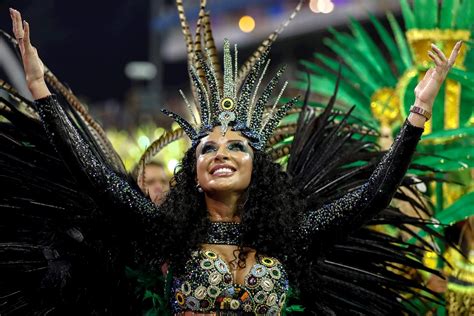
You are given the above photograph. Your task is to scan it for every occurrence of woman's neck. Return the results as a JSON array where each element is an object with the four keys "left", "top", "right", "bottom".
[{"left": 205, "top": 192, "right": 242, "bottom": 222}]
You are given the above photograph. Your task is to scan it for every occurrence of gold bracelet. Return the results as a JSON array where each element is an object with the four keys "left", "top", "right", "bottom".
[{"left": 409, "top": 105, "right": 432, "bottom": 120}]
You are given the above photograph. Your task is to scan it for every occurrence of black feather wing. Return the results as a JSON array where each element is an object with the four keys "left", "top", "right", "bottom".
[
  {"left": 0, "top": 89, "right": 143, "bottom": 314},
  {"left": 283, "top": 74, "right": 443, "bottom": 314}
]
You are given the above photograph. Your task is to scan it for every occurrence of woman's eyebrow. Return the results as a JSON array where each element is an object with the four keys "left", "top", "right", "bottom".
[
  {"left": 200, "top": 140, "right": 217, "bottom": 146},
  {"left": 202, "top": 139, "right": 246, "bottom": 145},
  {"left": 227, "top": 139, "right": 246, "bottom": 143}
]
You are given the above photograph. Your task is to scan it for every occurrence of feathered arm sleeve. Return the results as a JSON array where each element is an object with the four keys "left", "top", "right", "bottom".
[
  {"left": 34, "top": 94, "right": 159, "bottom": 219},
  {"left": 301, "top": 119, "right": 424, "bottom": 243}
]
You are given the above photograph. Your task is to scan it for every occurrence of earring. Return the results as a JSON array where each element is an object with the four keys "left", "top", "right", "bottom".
[{"left": 196, "top": 183, "right": 203, "bottom": 193}]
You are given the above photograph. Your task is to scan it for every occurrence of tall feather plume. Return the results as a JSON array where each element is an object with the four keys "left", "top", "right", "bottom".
[
  {"left": 43, "top": 69, "right": 126, "bottom": 172},
  {"left": 156, "top": 1, "right": 301, "bottom": 153},
  {"left": 176, "top": 0, "right": 204, "bottom": 107},
  {"left": 260, "top": 96, "right": 299, "bottom": 145},
  {"left": 222, "top": 39, "right": 235, "bottom": 99},
  {"left": 196, "top": 53, "right": 220, "bottom": 121},
  {"left": 203, "top": 12, "right": 223, "bottom": 91},
  {"left": 269, "top": 145, "right": 291, "bottom": 160},
  {"left": 236, "top": 0, "right": 304, "bottom": 89},
  {"left": 179, "top": 89, "right": 198, "bottom": 126},
  {"left": 193, "top": 1, "right": 207, "bottom": 85},
  {"left": 236, "top": 48, "right": 269, "bottom": 123},
  {"left": 134, "top": 128, "right": 185, "bottom": 185},
  {"left": 248, "top": 59, "right": 271, "bottom": 126},
  {"left": 176, "top": 0, "right": 195, "bottom": 75},
  {"left": 161, "top": 109, "right": 197, "bottom": 141},
  {"left": 189, "top": 66, "right": 211, "bottom": 125},
  {"left": 0, "top": 79, "right": 37, "bottom": 117},
  {"left": 250, "top": 65, "right": 287, "bottom": 131},
  {"left": 272, "top": 124, "right": 297, "bottom": 138}
]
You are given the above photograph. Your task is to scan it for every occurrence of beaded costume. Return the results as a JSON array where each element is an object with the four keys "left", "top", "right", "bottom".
[
  {"left": 0, "top": 1, "right": 448, "bottom": 315},
  {"left": 171, "top": 248, "right": 289, "bottom": 314}
]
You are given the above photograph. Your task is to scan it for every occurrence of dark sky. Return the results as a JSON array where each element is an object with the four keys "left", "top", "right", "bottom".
[
  {"left": 0, "top": 0, "right": 317, "bottom": 104},
  {"left": 0, "top": 0, "right": 150, "bottom": 102},
  {"left": 0, "top": 1, "right": 398, "bottom": 106}
]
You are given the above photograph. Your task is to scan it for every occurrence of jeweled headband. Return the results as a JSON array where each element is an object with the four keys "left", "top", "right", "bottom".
[{"left": 161, "top": 0, "right": 303, "bottom": 151}]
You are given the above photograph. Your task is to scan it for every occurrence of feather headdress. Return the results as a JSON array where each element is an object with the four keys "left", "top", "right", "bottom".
[{"left": 162, "top": 0, "right": 303, "bottom": 150}]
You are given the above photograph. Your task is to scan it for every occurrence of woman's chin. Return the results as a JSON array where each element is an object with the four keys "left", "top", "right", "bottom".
[{"left": 204, "top": 182, "right": 247, "bottom": 194}]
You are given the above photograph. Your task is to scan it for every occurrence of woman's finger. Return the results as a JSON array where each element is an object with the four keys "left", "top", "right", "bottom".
[
  {"left": 23, "top": 20, "right": 31, "bottom": 48},
  {"left": 14, "top": 10, "right": 24, "bottom": 39},
  {"left": 9, "top": 8, "right": 16, "bottom": 32},
  {"left": 428, "top": 51, "right": 443, "bottom": 67},
  {"left": 10, "top": 9, "right": 19, "bottom": 37},
  {"left": 430, "top": 44, "right": 447, "bottom": 62},
  {"left": 16, "top": 11, "right": 24, "bottom": 39},
  {"left": 448, "top": 41, "right": 463, "bottom": 67},
  {"left": 11, "top": 9, "right": 24, "bottom": 40}
]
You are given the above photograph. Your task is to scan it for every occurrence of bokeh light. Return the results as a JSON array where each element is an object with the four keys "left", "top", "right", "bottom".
[
  {"left": 309, "top": 0, "right": 320, "bottom": 12},
  {"left": 309, "top": 0, "right": 335, "bottom": 14},
  {"left": 168, "top": 159, "right": 179, "bottom": 173},
  {"left": 239, "top": 15, "right": 256, "bottom": 33}
]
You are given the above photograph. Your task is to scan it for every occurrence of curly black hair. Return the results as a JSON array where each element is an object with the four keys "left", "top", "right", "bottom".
[{"left": 154, "top": 145, "right": 305, "bottom": 281}]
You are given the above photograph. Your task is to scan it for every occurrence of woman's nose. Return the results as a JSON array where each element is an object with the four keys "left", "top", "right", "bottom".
[{"left": 214, "top": 146, "right": 229, "bottom": 160}]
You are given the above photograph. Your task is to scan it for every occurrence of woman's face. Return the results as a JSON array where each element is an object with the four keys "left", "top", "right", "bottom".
[{"left": 195, "top": 127, "right": 253, "bottom": 194}]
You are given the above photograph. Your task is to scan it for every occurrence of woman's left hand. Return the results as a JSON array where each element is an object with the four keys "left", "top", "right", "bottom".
[{"left": 414, "top": 41, "right": 463, "bottom": 110}]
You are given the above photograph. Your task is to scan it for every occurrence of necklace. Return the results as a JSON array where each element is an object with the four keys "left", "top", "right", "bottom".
[{"left": 203, "top": 222, "right": 242, "bottom": 245}]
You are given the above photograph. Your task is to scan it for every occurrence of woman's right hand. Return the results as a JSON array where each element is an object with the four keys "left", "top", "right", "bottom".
[{"left": 10, "top": 8, "right": 50, "bottom": 99}]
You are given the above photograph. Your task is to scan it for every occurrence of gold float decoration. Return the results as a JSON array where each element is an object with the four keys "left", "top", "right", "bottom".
[
  {"left": 406, "top": 29, "right": 470, "bottom": 69},
  {"left": 370, "top": 87, "right": 401, "bottom": 127},
  {"left": 445, "top": 79, "right": 461, "bottom": 129}
]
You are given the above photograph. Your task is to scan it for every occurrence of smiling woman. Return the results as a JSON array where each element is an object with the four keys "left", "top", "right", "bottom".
[
  {"left": 196, "top": 128, "right": 254, "bottom": 205},
  {"left": 0, "top": 1, "right": 465, "bottom": 316},
  {"left": 158, "top": 143, "right": 300, "bottom": 314}
]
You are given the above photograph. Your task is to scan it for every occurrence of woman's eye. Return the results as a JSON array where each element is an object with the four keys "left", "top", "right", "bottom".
[
  {"left": 201, "top": 144, "right": 216, "bottom": 154},
  {"left": 228, "top": 142, "right": 246, "bottom": 152}
]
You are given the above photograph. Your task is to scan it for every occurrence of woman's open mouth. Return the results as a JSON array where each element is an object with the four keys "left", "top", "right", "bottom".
[{"left": 210, "top": 165, "right": 236, "bottom": 177}]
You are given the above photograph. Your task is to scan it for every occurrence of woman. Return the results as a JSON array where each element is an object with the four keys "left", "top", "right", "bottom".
[{"left": 4, "top": 7, "right": 463, "bottom": 315}]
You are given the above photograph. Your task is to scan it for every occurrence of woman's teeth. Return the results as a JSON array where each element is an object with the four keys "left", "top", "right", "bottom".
[{"left": 212, "top": 168, "right": 234, "bottom": 175}]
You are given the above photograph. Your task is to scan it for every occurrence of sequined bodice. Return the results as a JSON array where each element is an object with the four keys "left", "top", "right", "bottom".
[{"left": 171, "top": 249, "right": 289, "bottom": 314}]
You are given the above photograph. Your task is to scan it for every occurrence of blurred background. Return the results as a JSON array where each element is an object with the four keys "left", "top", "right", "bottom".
[{"left": 0, "top": 0, "right": 401, "bottom": 131}]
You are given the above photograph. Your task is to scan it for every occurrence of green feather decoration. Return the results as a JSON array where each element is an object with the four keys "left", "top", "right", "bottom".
[
  {"left": 440, "top": 0, "right": 459, "bottom": 29},
  {"left": 369, "top": 14, "right": 407, "bottom": 75},
  {"left": 436, "top": 192, "right": 474, "bottom": 226},
  {"left": 414, "top": 0, "right": 438, "bottom": 29},
  {"left": 313, "top": 53, "right": 374, "bottom": 97},
  {"left": 406, "top": 192, "right": 474, "bottom": 244},
  {"left": 421, "top": 126, "right": 474, "bottom": 141},
  {"left": 295, "top": 1, "right": 474, "bottom": 273},
  {"left": 456, "top": 0, "right": 474, "bottom": 29},
  {"left": 446, "top": 68, "right": 474, "bottom": 87},
  {"left": 326, "top": 31, "right": 391, "bottom": 93},
  {"left": 295, "top": 64, "right": 372, "bottom": 109},
  {"left": 350, "top": 18, "right": 397, "bottom": 86},
  {"left": 322, "top": 37, "right": 379, "bottom": 93},
  {"left": 293, "top": 70, "right": 373, "bottom": 121},
  {"left": 413, "top": 146, "right": 474, "bottom": 171},
  {"left": 401, "top": 0, "right": 416, "bottom": 29},
  {"left": 387, "top": 12, "right": 413, "bottom": 69}
]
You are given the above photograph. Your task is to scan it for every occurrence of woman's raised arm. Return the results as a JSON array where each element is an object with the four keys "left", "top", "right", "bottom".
[
  {"left": 302, "top": 41, "right": 463, "bottom": 243},
  {"left": 9, "top": 8, "right": 159, "bottom": 219}
]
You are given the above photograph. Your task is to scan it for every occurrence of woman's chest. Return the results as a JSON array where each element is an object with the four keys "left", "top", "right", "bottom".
[{"left": 170, "top": 248, "right": 289, "bottom": 314}]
